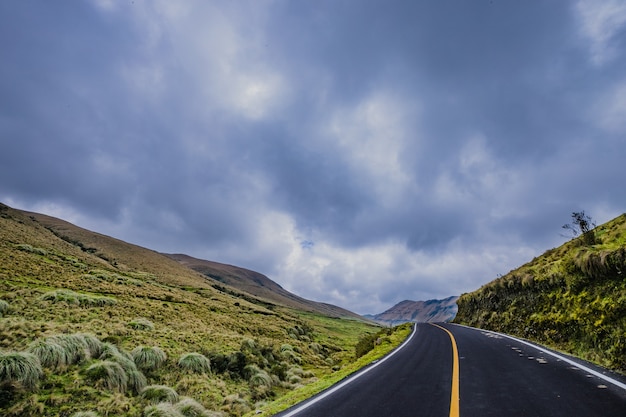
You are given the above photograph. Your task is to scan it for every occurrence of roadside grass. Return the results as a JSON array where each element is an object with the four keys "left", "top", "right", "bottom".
[{"left": 249, "top": 323, "right": 412, "bottom": 416}]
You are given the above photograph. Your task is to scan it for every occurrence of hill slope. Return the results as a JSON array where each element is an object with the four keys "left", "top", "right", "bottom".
[
  {"left": 165, "top": 254, "right": 366, "bottom": 321},
  {"left": 454, "top": 213, "right": 626, "bottom": 373},
  {"left": 0, "top": 202, "right": 404, "bottom": 416},
  {"left": 366, "top": 296, "right": 458, "bottom": 325}
]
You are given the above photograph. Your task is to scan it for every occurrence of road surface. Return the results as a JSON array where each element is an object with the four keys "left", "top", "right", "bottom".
[{"left": 275, "top": 323, "right": 626, "bottom": 417}]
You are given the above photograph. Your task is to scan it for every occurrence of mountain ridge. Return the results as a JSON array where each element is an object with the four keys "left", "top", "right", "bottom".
[
  {"left": 164, "top": 253, "right": 368, "bottom": 321},
  {"left": 365, "top": 296, "right": 459, "bottom": 325}
]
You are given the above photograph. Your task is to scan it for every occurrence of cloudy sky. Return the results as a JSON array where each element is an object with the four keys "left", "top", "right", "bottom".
[{"left": 2, "top": 1, "right": 626, "bottom": 314}]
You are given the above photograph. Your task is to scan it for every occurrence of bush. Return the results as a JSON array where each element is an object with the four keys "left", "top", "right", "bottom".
[
  {"left": 84, "top": 360, "right": 128, "bottom": 393},
  {"left": 132, "top": 346, "right": 167, "bottom": 372},
  {"left": 0, "top": 300, "right": 9, "bottom": 317},
  {"left": 177, "top": 353, "right": 210, "bottom": 374},
  {"left": 140, "top": 385, "right": 179, "bottom": 404},
  {"left": 143, "top": 402, "right": 185, "bottom": 417},
  {"left": 0, "top": 351, "right": 43, "bottom": 390}
]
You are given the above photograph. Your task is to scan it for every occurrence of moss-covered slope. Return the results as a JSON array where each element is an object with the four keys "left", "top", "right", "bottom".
[{"left": 454, "top": 213, "right": 626, "bottom": 373}]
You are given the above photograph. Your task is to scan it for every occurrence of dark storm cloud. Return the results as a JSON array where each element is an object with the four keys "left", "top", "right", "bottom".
[{"left": 1, "top": 1, "right": 625, "bottom": 314}]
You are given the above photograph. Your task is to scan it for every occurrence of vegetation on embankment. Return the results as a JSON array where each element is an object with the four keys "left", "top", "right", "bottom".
[
  {"left": 454, "top": 213, "right": 626, "bottom": 373},
  {"left": 0, "top": 203, "right": 407, "bottom": 416}
]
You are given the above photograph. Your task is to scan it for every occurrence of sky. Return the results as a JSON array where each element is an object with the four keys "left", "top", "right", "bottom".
[{"left": 1, "top": 1, "right": 626, "bottom": 315}]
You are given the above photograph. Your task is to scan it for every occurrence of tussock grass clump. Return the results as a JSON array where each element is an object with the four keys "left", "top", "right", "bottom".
[
  {"left": 99, "top": 342, "right": 146, "bottom": 393},
  {"left": 44, "top": 333, "right": 104, "bottom": 365},
  {"left": 0, "top": 351, "right": 43, "bottom": 390},
  {"left": 143, "top": 402, "right": 185, "bottom": 417},
  {"left": 140, "top": 384, "right": 179, "bottom": 404},
  {"left": 248, "top": 370, "right": 272, "bottom": 388},
  {"left": 0, "top": 300, "right": 9, "bottom": 317},
  {"left": 27, "top": 338, "right": 68, "bottom": 370},
  {"left": 132, "top": 346, "right": 167, "bottom": 372},
  {"left": 174, "top": 397, "right": 219, "bottom": 417},
  {"left": 84, "top": 360, "right": 128, "bottom": 392},
  {"left": 71, "top": 412, "right": 99, "bottom": 417},
  {"left": 16, "top": 243, "right": 48, "bottom": 256},
  {"left": 41, "top": 289, "right": 117, "bottom": 307},
  {"left": 177, "top": 353, "right": 210, "bottom": 374},
  {"left": 128, "top": 318, "right": 155, "bottom": 331}
]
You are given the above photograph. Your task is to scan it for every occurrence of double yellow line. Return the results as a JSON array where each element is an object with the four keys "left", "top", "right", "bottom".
[{"left": 430, "top": 323, "right": 460, "bottom": 417}]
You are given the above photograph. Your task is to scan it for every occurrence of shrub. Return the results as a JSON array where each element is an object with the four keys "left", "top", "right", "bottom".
[
  {"left": 141, "top": 385, "right": 179, "bottom": 404},
  {"left": 177, "top": 353, "right": 210, "bottom": 374},
  {"left": 174, "top": 397, "right": 219, "bottom": 417},
  {"left": 132, "top": 346, "right": 167, "bottom": 372},
  {"left": 128, "top": 318, "right": 155, "bottom": 331},
  {"left": 27, "top": 338, "right": 69, "bottom": 370},
  {"left": 0, "top": 351, "right": 43, "bottom": 390},
  {"left": 143, "top": 402, "right": 185, "bottom": 417},
  {"left": 0, "top": 300, "right": 9, "bottom": 317},
  {"left": 84, "top": 360, "right": 128, "bottom": 392}
]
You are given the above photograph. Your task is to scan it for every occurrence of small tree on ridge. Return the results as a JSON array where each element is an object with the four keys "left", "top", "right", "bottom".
[{"left": 563, "top": 211, "right": 597, "bottom": 245}]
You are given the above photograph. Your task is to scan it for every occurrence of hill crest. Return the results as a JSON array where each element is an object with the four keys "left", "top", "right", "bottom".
[{"left": 366, "top": 296, "right": 458, "bottom": 325}]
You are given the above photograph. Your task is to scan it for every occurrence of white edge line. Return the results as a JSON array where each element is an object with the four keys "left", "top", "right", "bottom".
[
  {"left": 454, "top": 324, "right": 626, "bottom": 391},
  {"left": 279, "top": 324, "right": 418, "bottom": 417}
]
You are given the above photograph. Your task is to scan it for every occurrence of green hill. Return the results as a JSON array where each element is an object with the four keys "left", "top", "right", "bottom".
[
  {"left": 454, "top": 213, "right": 626, "bottom": 373},
  {"left": 0, "top": 203, "right": 408, "bottom": 416}
]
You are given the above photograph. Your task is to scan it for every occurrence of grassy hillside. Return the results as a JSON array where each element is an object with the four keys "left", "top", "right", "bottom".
[
  {"left": 164, "top": 254, "right": 367, "bottom": 321},
  {"left": 0, "top": 203, "right": 408, "bottom": 416},
  {"left": 454, "top": 213, "right": 626, "bottom": 373}
]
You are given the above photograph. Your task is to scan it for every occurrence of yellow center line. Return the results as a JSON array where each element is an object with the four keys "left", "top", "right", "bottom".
[{"left": 430, "top": 323, "right": 460, "bottom": 417}]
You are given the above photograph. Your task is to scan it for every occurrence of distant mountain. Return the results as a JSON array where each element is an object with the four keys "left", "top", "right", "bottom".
[
  {"left": 164, "top": 253, "right": 368, "bottom": 321},
  {"left": 365, "top": 296, "right": 459, "bottom": 325}
]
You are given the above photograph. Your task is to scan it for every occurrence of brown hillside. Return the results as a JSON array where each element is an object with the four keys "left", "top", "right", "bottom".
[{"left": 165, "top": 253, "right": 368, "bottom": 321}]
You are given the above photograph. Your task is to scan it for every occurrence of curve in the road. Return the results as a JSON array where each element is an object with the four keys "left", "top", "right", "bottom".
[
  {"left": 430, "top": 323, "right": 460, "bottom": 417},
  {"left": 279, "top": 323, "right": 418, "bottom": 417}
]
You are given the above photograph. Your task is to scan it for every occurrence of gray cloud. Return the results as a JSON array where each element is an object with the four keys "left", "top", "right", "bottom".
[{"left": 1, "top": 1, "right": 625, "bottom": 314}]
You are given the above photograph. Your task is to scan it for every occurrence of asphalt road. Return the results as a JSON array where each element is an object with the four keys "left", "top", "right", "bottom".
[{"left": 274, "top": 323, "right": 626, "bottom": 417}]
